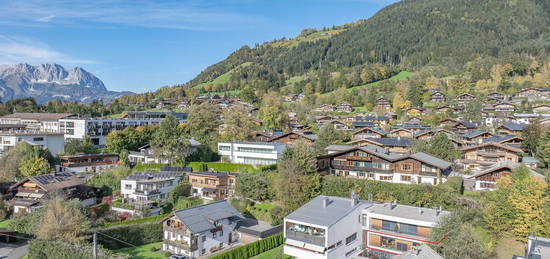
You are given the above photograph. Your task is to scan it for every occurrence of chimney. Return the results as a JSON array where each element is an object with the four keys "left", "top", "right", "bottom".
[
  {"left": 323, "top": 197, "right": 329, "bottom": 208},
  {"left": 391, "top": 200, "right": 397, "bottom": 209},
  {"left": 351, "top": 191, "right": 359, "bottom": 206},
  {"left": 411, "top": 245, "right": 420, "bottom": 255}
]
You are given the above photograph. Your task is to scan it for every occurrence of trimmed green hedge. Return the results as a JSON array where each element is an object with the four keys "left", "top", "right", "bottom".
[
  {"left": 132, "top": 162, "right": 259, "bottom": 173},
  {"left": 321, "top": 176, "right": 464, "bottom": 209},
  {"left": 99, "top": 222, "right": 163, "bottom": 250},
  {"left": 209, "top": 233, "right": 284, "bottom": 259},
  {"left": 28, "top": 239, "right": 123, "bottom": 259},
  {"left": 103, "top": 213, "right": 169, "bottom": 228}
]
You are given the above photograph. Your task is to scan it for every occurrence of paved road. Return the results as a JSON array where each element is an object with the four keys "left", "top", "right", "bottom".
[{"left": 0, "top": 241, "right": 28, "bottom": 259}]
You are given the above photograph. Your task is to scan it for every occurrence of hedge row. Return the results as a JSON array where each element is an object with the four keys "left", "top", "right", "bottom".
[
  {"left": 103, "top": 213, "right": 169, "bottom": 228},
  {"left": 209, "top": 233, "right": 284, "bottom": 259},
  {"left": 28, "top": 239, "right": 124, "bottom": 259},
  {"left": 132, "top": 162, "right": 259, "bottom": 173},
  {"left": 320, "top": 176, "right": 464, "bottom": 209},
  {"left": 98, "top": 221, "right": 163, "bottom": 250}
]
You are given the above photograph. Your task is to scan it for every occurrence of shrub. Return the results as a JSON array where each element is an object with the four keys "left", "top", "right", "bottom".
[
  {"left": 28, "top": 239, "right": 123, "bottom": 259},
  {"left": 209, "top": 233, "right": 284, "bottom": 259}
]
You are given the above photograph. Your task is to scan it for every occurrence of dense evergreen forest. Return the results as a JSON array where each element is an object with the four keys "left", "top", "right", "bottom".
[{"left": 102, "top": 0, "right": 550, "bottom": 108}]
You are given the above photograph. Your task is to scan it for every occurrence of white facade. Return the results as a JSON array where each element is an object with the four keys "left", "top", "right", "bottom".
[
  {"left": 59, "top": 118, "right": 163, "bottom": 146},
  {"left": 0, "top": 132, "right": 65, "bottom": 156},
  {"left": 332, "top": 170, "right": 442, "bottom": 186},
  {"left": 121, "top": 173, "right": 182, "bottom": 203},
  {"left": 217, "top": 142, "right": 287, "bottom": 165},
  {"left": 164, "top": 218, "right": 235, "bottom": 257}
]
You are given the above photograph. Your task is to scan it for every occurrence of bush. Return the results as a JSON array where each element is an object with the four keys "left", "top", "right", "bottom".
[
  {"left": 98, "top": 222, "right": 163, "bottom": 250},
  {"left": 209, "top": 233, "right": 284, "bottom": 259},
  {"left": 103, "top": 213, "right": 168, "bottom": 228},
  {"left": 28, "top": 239, "right": 123, "bottom": 259}
]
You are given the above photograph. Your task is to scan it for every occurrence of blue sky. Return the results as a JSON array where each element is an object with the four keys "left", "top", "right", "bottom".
[{"left": 0, "top": 0, "right": 399, "bottom": 93}]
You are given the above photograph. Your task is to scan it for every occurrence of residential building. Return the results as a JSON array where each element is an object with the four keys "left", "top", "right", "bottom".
[
  {"left": 352, "top": 127, "right": 388, "bottom": 140},
  {"left": 162, "top": 201, "right": 244, "bottom": 257},
  {"left": 449, "top": 120, "right": 479, "bottom": 134},
  {"left": 0, "top": 131, "right": 65, "bottom": 157},
  {"left": 533, "top": 104, "right": 550, "bottom": 114},
  {"left": 268, "top": 131, "right": 317, "bottom": 144},
  {"left": 389, "top": 128, "right": 414, "bottom": 138},
  {"left": 393, "top": 244, "right": 443, "bottom": 259},
  {"left": 336, "top": 102, "right": 353, "bottom": 113},
  {"left": 354, "top": 116, "right": 390, "bottom": 127},
  {"left": 494, "top": 102, "right": 516, "bottom": 112},
  {"left": 460, "top": 130, "right": 493, "bottom": 143},
  {"left": 322, "top": 120, "right": 352, "bottom": 131},
  {"left": 9, "top": 172, "right": 98, "bottom": 213},
  {"left": 188, "top": 171, "right": 238, "bottom": 200},
  {"left": 217, "top": 142, "right": 287, "bottom": 165},
  {"left": 0, "top": 113, "right": 73, "bottom": 132},
  {"left": 460, "top": 142, "right": 523, "bottom": 171},
  {"left": 315, "top": 104, "right": 335, "bottom": 112},
  {"left": 121, "top": 171, "right": 184, "bottom": 206},
  {"left": 283, "top": 195, "right": 450, "bottom": 259},
  {"left": 514, "top": 236, "right": 550, "bottom": 259},
  {"left": 59, "top": 117, "right": 166, "bottom": 146},
  {"left": 374, "top": 97, "right": 392, "bottom": 110},
  {"left": 128, "top": 139, "right": 201, "bottom": 165},
  {"left": 317, "top": 145, "right": 452, "bottom": 185},
  {"left": 455, "top": 93, "right": 475, "bottom": 105},
  {"left": 122, "top": 111, "right": 188, "bottom": 121},
  {"left": 361, "top": 202, "right": 449, "bottom": 257},
  {"left": 497, "top": 123, "right": 525, "bottom": 136},
  {"left": 515, "top": 87, "right": 550, "bottom": 101},
  {"left": 57, "top": 153, "right": 119, "bottom": 174},
  {"left": 349, "top": 138, "right": 413, "bottom": 153},
  {"left": 466, "top": 161, "right": 545, "bottom": 191},
  {"left": 405, "top": 107, "right": 425, "bottom": 116},
  {"left": 482, "top": 135, "right": 523, "bottom": 147},
  {"left": 352, "top": 121, "right": 376, "bottom": 129},
  {"left": 429, "top": 92, "right": 446, "bottom": 103},
  {"left": 284, "top": 195, "right": 369, "bottom": 259},
  {"left": 486, "top": 92, "right": 506, "bottom": 102}
]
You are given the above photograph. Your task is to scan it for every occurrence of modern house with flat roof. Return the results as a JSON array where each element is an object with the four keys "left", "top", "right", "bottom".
[
  {"left": 121, "top": 171, "right": 184, "bottom": 206},
  {"left": 57, "top": 153, "right": 119, "bottom": 174},
  {"left": 0, "top": 113, "right": 74, "bottom": 132},
  {"left": 283, "top": 195, "right": 450, "bottom": 259},
  {"left": 187, "top": 171, "right": 238, "bottom": 200},
  {"left": 217, "top": 141, "right": 287, "bottom": 166}
]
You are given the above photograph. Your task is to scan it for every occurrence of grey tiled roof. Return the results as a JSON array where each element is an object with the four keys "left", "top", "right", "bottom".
[
  {"left": 366, "top": 137, "right": 413, "bottom": 147},
  {"left": 461, "top": 130, "right": 489, "bottom": 139},
  {"left": 407, "top": 152, "right": 452, "bottom": 170},
  {"left": 499, "top": 123, "right": 525, "bottom": 131},
  {"left": 482, "top": 135, "right": 517, "bottom": 143},
  {"left": 173, "top": 200, "right": 243, "bottom": 233},
  {"left": 285, "top": 195, "right": 370, "bottom": 227}
]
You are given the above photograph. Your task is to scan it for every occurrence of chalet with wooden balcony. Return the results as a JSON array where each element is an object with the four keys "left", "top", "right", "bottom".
[
  {"left": 460, "top": 130, "right": 493, "bottom": 143},
  {"left": 268, "top": 131, "right": 317, "bottom": 144},
  {"left": 494, "top": 102, "right": 517, "bottom": 113},
  {"left": 348, "top": 138, "right": 413, "bottom": 153},
  {"left": 466, "top": 161, "right": 545, "bottom": 191},
  {"left": 515, "top": 87, "right": 550, "bottom": 100},
  {"left": 435, "top": 105, "right": 463, "bottom": 114},
  {"left": 188, "top": 171, "right": 238, "bottom": 200},
  {"left": 455, "top": 93, "right": 475, "bottom": 105},
  {"left": 57, "top": 153, "right": 118, "bottom": 174},
  {"left": 482, "top": 135, "right": 523, "bottom": 147},
  {"left": 450, "top": 120, "right": 479, "bottom": 134},
  {"left": 336, "top": 102, "right": 353, "bottom": 113},
  {"left": 486, "top": 92, "right": 506, "bottom": 102},
  {"left": 315, "top": 104, "right": 335, "bottom": 112},
  {"left": 389, "top": 128, "right": 414, "bottom": 138},
  {"left": 352, "top": 127, "right": 388, "bottom": 140},
  {"left": 496, "top": 123, "right": 525, "bottom": 136},
  {"left": 9, "top": 172, "right": 98, "bottom": 214},
  {"left": 162, "top": 200, "right": 244, "bottom": 258},
  {"left": 413, "top": 129, "right": 454, "bottom": 141},
  {"left": 533, "top": 104, "right": 550, "bottom": 114},
  {"left": 405, "top": 107, "right": 425, "bottom": 117},
  {"left": 460, "top": 142, "right": 523, "bottom": 171},
  {"left": 429, "top": 91, "right": 446, "bottom": 103},
  {"left": 317, "top": 145, "right": 452, "bottom": 185},
  {"left": 374, "top": 97, "right": 392, "bottom": 110}
]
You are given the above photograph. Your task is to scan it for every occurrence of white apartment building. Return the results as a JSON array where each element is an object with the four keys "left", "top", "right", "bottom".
[
  {"left": 284, "top": 195, "right": 450, "bottom": 259},
  {"left": 217, "top": 142, "right": 287, "bottom": 165},
  {"left": 284, "top": 195, "right": 369, "bottom": 259},
  {"left": 59, "top": 118, "right": 163, "bottom": 146},
  {"left": 162, "top": 201, "right": 243, "bottom": 258},
  {"left": 121, "top": 171, "right": 183, "bottom": 205},
  {"left": 0, "top": 131, "right": 65, "bottom": 156},
  {"left": 0, "top": 113, "right": 73, "bottom": 132}
]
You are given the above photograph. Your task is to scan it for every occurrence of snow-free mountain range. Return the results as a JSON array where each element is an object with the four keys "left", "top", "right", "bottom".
[{"left": 0, "top": 64, "right": 132, "bottom": 104}]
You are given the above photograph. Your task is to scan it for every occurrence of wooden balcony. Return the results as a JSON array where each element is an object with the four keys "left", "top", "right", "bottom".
[
  {"left": 164, "top": 239, "right": 195, "bottom": 251},
  {"left": 331, "top": 165, "right": 392, "bottom": 174}
]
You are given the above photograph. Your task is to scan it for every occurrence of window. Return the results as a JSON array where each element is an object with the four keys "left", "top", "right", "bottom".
[
  {"left": 201, "top": 249, "right": 206, "bottom": 255},
  {"left": 400, "top": 223, "right": 418, "bottom": 235},
  {"left": 236, "top": 147, "right": 273, "bottom": 153},
  {"left": 201, "top": 236, "right": 206, "bottom": 242},
  {"left": 401, "top": 164, "right": 412, "bottom": 171},
  {"left": 345, "top": 232, "right": 357, "bottom": 245},
  {"left": 218, "top": 145, "right": 231, "bottom": 151},
  {"left": 379, "top": 176, "right": 393, "bottom": 181},
  {"left": 396, "top": 242, "right": 408, "bottom": 251},
  {"left": 33, "top": 137, "right": 44, "bottom": 142},
  {"left": 382, "top": 220, "right": 397, "bottom": 231},
  {"left": 345, "top": 248, "right": 357, "bottom": 257},
  {"left": 368, "top": 173, "right": 375, "bottom": 178},
  {"left": 213, "top": 232, "right": 216, "bottom": 238},
  {"left": 400, "top": 175, "right": 411, "bottom": 182},
  {"left": 125, "top": 184, "right": 132, "bottom": 189},
  {"left": 480, "top": 182, "right": 494, "bottom": 188}
]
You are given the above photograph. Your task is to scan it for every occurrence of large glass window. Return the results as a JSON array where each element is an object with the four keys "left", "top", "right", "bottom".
[
  {"left": 382, "top": 221, "right": 397, "bottom": 232},
  {"left": 345, "top": 232, "right": 357, "bottom": 245},
  {"left": 239, "top": 157, "right": 277, "bottom": 165},
  {"left": 399, "top": 223, "right": 418, "bottom": 235},
  {"left": 218, "top": 145, "right": 231, "bottom": 151},
  {"left": 285, "top": 222, "right": 325, "bottom": 246},
  {"left": 236, "top": 147, "right": 273, "bottom": 153}
]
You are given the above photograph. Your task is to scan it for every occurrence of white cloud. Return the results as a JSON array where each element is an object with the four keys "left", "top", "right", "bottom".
[
  {"left": 0, "top": 0, "right": 260, "bottom": 31},
  {"left": 0, "top": 35, "right": 97, "bottom": 64}
]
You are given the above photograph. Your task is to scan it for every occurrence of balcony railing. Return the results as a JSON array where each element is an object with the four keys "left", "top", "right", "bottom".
[
  {"left": 164, "top": 239, "right": 192, "bottom": 251},
  {"left": 369, "top": 224, "right": 430, "bottom": 239},
  {"left": 164, "top": 226, "right": 191, "bottom": 237},
  {"left": 285, "top": 230, "right": 325, "bottom": 247},
  {"left": 331, "top": 165, "right": 392, "bottom": 174}
]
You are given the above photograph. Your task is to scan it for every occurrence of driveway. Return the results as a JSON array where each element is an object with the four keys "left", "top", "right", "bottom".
[{"left": 0, "top": 241, "right": 28, "bottom": 259}]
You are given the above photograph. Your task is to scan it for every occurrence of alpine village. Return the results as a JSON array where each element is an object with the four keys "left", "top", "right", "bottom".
[{"left": 0, "top": 0, "right": 549, "bottom": 259}]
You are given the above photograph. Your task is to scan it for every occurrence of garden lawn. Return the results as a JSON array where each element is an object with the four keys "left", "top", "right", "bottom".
[
  {"left": 0, "top": 219, "right": 12, "bottom": 229},
  {"left": 114, "top": 242, "right": 167, "bottom": 259},
  {"left": 250, "top": 245, "right": 292, "bottom": 259},
  {"left": 494, "top": 235, "right": 524, "bottom": 259}
]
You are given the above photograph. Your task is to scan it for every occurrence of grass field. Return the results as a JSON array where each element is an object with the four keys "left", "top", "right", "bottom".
[
  {"left": 0, "top": 219, "right": 12, "bottom": 229},
  {"left": 494, "top": 235, "right": 524, "bottom": 259},
  {"left": 114, "top": 242, "right": 167, "bottom": 259},
  {"left": 195, "top": 62, "right": 252, "bottom": 90},
  {"left": 320, "top": 71, "right": 413, "bottom": 97},
  {"left": 250, "top": 245, "right": 293, "bottom": 259}
]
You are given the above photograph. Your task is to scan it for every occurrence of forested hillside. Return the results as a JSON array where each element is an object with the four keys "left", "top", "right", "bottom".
[{"left": 118, "top": 0, "right": 550, "bottom": 104}]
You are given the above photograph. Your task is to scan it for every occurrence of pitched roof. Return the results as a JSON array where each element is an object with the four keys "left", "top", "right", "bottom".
[
  {"left": 1, "top": 113, "right": 73, "bottom": 121},
  {"left": 10, "top": 172, "right": 84, "bottom": 192},
  {"left": 352, "top": 127, "right": 388, "bottom": 136},
  {"left": 461, "top": 130, "right": 491, "bottom": 139},
  {"left": 482, "top": 135, "right": 521, "bottom": 143},
  {"left": 460, "top": 142, "right": 523, "bottom": 153},
  {"left": 394, "top": 244, "right": 443, "bottom": 259},
  {"left": 468, "top": 160, "right": 545, "bottom": 179},
  {"left": 354, "top": 116, "right": 390, "bottom": 121},
  {"left": 171, "top": 200, "right": 243, "bottom": 233},
  {"left": 498, "top": 123, "right": 525, "bottom": 131},
  {"left": 285, "top": 195, "right": 370, "bottom": 227},
  {"left": 351, "top": 121, "right": 375, "bottom": 128},
  {"left": 364, "top": 137, "right": 413, "bottom": 147},
  {"left": 405, "top": 152, "right": 452, "bottom": 170},
  {"left": 268, "top": 131, "right": 317, "bottom": 142}
]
